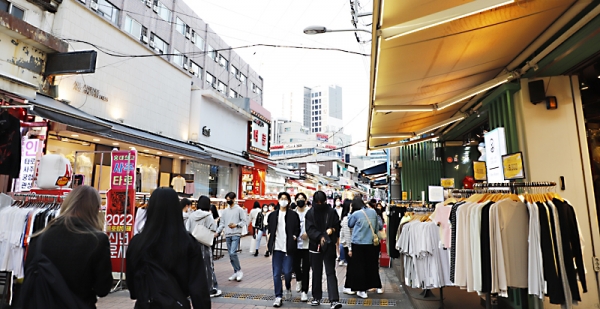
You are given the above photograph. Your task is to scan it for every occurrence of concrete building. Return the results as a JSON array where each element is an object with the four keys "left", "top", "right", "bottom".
[
  {"left": 309, "top": 85, "right": 343, "bottom": 133},
  {"left": 351, "top": 150, "right": 388, "bottom": 170}
]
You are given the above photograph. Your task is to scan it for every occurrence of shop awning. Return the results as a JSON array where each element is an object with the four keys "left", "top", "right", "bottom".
[
  {"left": 268, "top": 166, "right": 299, "bottom": 179},
  {"left": 202, "top": 145, "right": 254, "bottom": 167},
  {"left": 103, "top": 121, "right": 211, "bottom": 161},
  {"left": 367, "top": 0, "right": 578, "bottom": 150},
  {"left": 360, "top": 162, "right": 387, "bottom": 177},
  {"left": 30, "top": 94, "right": 113, "bottom": 133}
]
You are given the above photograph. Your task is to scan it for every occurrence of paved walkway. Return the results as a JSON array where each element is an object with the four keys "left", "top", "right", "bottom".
[{"left": 97, "top": 236, "right": 412, "bottom": 309}]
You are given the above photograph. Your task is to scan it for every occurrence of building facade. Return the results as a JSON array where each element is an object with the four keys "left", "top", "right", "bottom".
[{"left": 309, "top": 85, "right": 343, "bottom": 133}]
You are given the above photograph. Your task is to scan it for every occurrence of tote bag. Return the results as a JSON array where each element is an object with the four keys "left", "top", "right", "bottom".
[{"left": 192, "top": 223, "right": 214, "bottom": 247}]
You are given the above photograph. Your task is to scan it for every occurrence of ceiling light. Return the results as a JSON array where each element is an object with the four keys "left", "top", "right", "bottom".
[
  {"left": 370, "top": 133, "right": 415, "bottom": 139},
  {"left": 157, "top": 152, "right": 163, "bottom": 155},
  {"left": 414, "top": 114, "right": 466, "bottom": 136},
  {"left": 82, "top": 142, "right": 90, "bottom": 146},
  {"left": 62, "top": 138, "right": 69, "bottom": 142},
  {"left": 582, "top": 86, "right": 589, "bottom": 90},
  {"left": 179, "top": 156, "right": 184, "bottom": 159},
  {"left": 143, "top": 149, "right": 150, "bottom": 152},
  {"left": 381, "top": 0, "right": 515, "bottom": 40},
  {"left": 71, "top": 134, "right": 79, "bottom": 137},
  {"left": 168, "top": 154, "right": 173, "bottom": 157},
  {"left": 374, "top": 105, "right": 435, "bottom": 112},
  {"left": 112, "top": 142, "right": 119, "bottom": 146},
  {"left": 436, "top": 72, "right": 516, "bottom": 110},
  {"left": 93, "top": 138, "right": 100, "bottom": 142}
]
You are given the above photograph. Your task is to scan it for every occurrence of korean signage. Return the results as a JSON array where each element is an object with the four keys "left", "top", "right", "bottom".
[
  {"left": 316, "top": 133, "right": 329, "bottom": 142},
  {"left": 250, "top": 110, "right": 271, "bottom": 156},
  {"left": 484, "top": 128, "right": 507, "bottom": 183},
  {"left": 502, "top": 152, "right": 525, "bottom": 180},
  {"left": 106, "top": 149, "right": 137, "bottom": 272},
  {"left": 17, "top": 137, "right": 44, "bottom": 192}
]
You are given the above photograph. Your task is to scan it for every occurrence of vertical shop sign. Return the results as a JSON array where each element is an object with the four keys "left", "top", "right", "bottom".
[
  {"left": 16, "top": 137, "right": 44, "bottom": 192},
  {"left": 106, "top": 150, "right": 137, "bottom": 272},
  {"left": 484, "top": 128, "right": 507, "bottom": 183}
]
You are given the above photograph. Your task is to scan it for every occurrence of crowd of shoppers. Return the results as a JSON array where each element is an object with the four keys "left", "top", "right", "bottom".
[{"left": 18, "top": 185, "right": 386, "bottom": 309}]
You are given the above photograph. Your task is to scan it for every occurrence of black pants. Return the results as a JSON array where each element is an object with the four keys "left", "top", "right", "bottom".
[
  {"left": 343, "top": 247, "right": 352, "bottom": 288},
  {"left": 293, "top": 249, "right": 310, "bottom": 293},
  {"left": 310, "top": 249, "right": 339, "bottom": 301},
  {"left": 350, "top": 244, "right": 382, "bottom": 292}
]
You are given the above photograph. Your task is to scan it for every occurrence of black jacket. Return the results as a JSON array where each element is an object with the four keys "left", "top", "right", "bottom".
[
  {"left": 305, "top": 206, "right": 340, "bottom": 253},
  {"left": 126, "top": 233, "right": 211, "bottom": 309},
  {"left": 24, "top": 219, "right": 113, "bottom": 308},
  {"left": 267, "top": 209, "right": 300, "bottom": 255}
]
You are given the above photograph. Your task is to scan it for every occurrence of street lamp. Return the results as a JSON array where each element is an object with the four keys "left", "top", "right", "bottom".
[{"left": 303, "top": 25, "right": 372, "bottom": 35}]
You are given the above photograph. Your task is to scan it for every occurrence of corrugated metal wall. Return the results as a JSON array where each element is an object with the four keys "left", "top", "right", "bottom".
[
  {"left": 486, "top": 87, "right": 520, "bottom": 154},
  {"left": 399, "top": 141, "right": 443, "bottom": 201}
]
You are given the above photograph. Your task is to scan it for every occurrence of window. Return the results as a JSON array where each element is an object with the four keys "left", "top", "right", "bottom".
[
  {"left": 319, "top": 92, "right": 321, "bottom": 96},
  {"left": 207, "top": 45, "right": 216, "bottom": 60},
  {"left": 256, "top": 88, "right": 262, "bottom": 96},
  {"left": 231, "top": 65, "right": 239, "bottom": 78},
  {"left": 240, "top": 74, "right": 247, "bottom": 85},
  {"left": 150, "top": 33, "right": 168, "bottom": 54},
  {"left": 193, "top": 32, "right": 204, "bottom": 51},
  {"left": 218, "top": 54, "right": 229, "bottom": 71},
  {"left": 190, "top": 61, "right": 202, "bottom": 78},
  {"left": 124, "top": 15, "right": 143, "bottom": 40},
  {"left": 218, "top": 81, "right": 226, "bottom": 93},
  {"left": 95, "top": 0, "right": 119, "bottom": 24},
  {"left": 206, "top": 73, "right": 216, "bottom": 87},
  {"left": 229, "top": 89, "right": 237, "bottom": 99},
  {"left": 176, "top": 17, "right": 186, "bottom": 35},
  {"left": 0, "top": 0, "right": 23, "bottom": 20},
  {"left": 155, "top": 0, "right": 171, "bottom": 22},
  {"left": 172, "top": 49, "right": 184, "bottom": 67},
  {"left": 251, "top": 82, "right": 256, "bottom": 93}
]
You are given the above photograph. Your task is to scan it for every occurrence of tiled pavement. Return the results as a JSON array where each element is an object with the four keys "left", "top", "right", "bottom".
[{"left": 97, "top": 236, "right": 412, "bottom": 308}]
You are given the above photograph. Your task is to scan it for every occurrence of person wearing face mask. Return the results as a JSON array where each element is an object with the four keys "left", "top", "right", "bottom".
[
  {"left": 181, "top": 198, "right": 192, "bottom": 226},
  {"left": 293, "top": 193, "right": 310, "bottom": 302},
  {"left": 267, "top": 192, "right": 300, "bottom": 307},
  {"left": 264, "top": 203, "right": 275, "bottom": 257},
  {"left": 253, "top": 204, "right": 268, "bottom": 256},
  {"left": 333, "top": 196, "right": 344, "bottom": 264},
  {"left": 306, "top": 191, "right": 342, "bottom": 309},
  {"left": 216, "top": 192, "right": 248, "bottom": 282}
]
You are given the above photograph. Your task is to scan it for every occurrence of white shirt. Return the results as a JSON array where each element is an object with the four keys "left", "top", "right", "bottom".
[
  {"left": 275, "top": 210, "right": 287, "bottom": 252},
  {"left": 296, "top": 207, "right": 309, "bottom": 249},
  {"left": 335, "top": 206, "right": 342, "bottom": 219},
  {"left": 171, "top": 176, "right": 186, "bottom": 193}
]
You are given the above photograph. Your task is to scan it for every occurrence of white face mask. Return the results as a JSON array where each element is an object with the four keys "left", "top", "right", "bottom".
[
  {"left": 279, "top": 200, "right": 288, "bottom": 207},
  {"left": 335, "top": 201, "right": 342, "bottom": 206}
]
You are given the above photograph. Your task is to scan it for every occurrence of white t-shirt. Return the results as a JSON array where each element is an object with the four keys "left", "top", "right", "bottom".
[
  {"left": 171, "top": 176, "right": 186, "bottom": 193},
  {"left": 275, "top": 211, "right": 287, "bottom": 252},
  {"left": 296, "top": 208, "right": 309, "bottom": 249}
]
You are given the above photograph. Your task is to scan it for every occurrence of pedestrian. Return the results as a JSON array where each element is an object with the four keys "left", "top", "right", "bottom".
[
  {"left": 216, "top": 192, "right": 247, "bottom": 281},
  {"left": 20, "top": 185, "right": 113, "bottom": 309},
  {"left": 126, "top": 187, "right": 211, "bottom": 308},
  {"left": 250, "top": 201, "right": 262, "bottom": 238},
  {"left": 306, "top": 191, "right": 343, "bottom": 309},
  {"left": 333, "top": 196, "right": 344, "bottom": 264},
  {"left": 294, "top": 192, "right": 310, "bottom": 302},
  {"left": 181, "top": 198, "right": 192, "bottom": 226},
  {"left": 340, "top": 199, "right": 356, "bottom": 295},
  {"left": 254, "top": 204, "right": 268, "bottom": 256},
  {"left": 264, "top": 203, "right": 275, "bottom": 257},
  {"left": 210, "top": 203, "right": 221, "bottom": 256},
  {"left": 267, "top": 192, "right": 300, "bottom": 307},
  {"left": 347, "top": 197, "right": 383, "bottom": 299},
  {"left": 372, "top": 207, "right": 385, "bottom": 294},
  {"left": 185, "top": 195, "right": 222, "bottom": 298}
]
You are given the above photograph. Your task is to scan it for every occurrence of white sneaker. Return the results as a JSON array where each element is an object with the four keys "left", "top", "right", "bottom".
[
  {"left": 228, "top": 272, "right": 238, "bottom": 281},
  {"left": 284, "top": 290, "right": 292, "bottom": 301},
  {"left": 301, "top": 292, "right": 308, "bottom": 302},
  {"left": 338, "top": 260, "right": 344, "bottom": 266},
  {"left": 210, "top": 289, "right": 222, "bottom": 297},
  {"left": 236, "top": 271, "right": 244, "bottom": 281},
  {"left": 377, "top": 288, "right": 384, "bottom": 294},
  {"left": 296, "top": 281, "right": 302, "bottom": 292},
  {"left": 357, "top": 291, "right": 368, "bottom": 299},
  {"left": 273, "top": 297, "right": 283, "bottom": 307},
  {"left": 343, "top": 288, "right": 355, "bottom": 295}
]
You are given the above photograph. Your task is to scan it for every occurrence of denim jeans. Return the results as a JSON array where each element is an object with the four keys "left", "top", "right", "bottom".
[
  {"left": 339, "top": 243, "right": 346, "bottom": 262},
  {"left": 272, "top": 250, "right": 293, "bottom": 298},
  {"left": 256, "top": 229, "right": 265, "bottom": 250},
  {"left": 226, "top": 235, "right": 241, "bottom": 272}
]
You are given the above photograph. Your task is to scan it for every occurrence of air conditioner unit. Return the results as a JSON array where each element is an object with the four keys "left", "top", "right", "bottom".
[
  {"left": 189, "top": 67, "right": 195, "bottom": 74},
  {"left": 145, "top": 0, "right": 151, "bottom": 7},
  {"left": 191, "top": 36, "right": 195, "bottom": 43},
  {"left": 183, "top": 63, "right": 189, "bottom": 70},
  {"left": 141, "top": 35, "right": 149, "bottom": 43},
  {"left": 153, "top": 5, "right": 158, "bottom": 12},
  {"left": 185, "top": 32, "right": 190, "bottom": 39},
  {"left": 90, "top": 1, "right": 98, "bottom": 10},
  {"left": 149, "top": 41, "right": 155, "bottom": 48}
]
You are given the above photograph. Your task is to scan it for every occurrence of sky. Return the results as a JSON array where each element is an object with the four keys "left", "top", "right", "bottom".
[{"left": 183, "top": 0, "right": 372, "bottom": 154}]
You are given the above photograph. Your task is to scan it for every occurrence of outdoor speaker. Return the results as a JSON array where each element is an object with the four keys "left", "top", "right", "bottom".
[{"left": 528, "top": 80, "right": 546, "bottom": 104}]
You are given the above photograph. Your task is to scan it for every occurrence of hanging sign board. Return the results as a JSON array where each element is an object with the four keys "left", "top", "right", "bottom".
[
  {"left": 402, "top": 192, "right": 407, "bottom": 200},
  {"left": 502, "top": 152, "right": 525, "bottom": 180},
  {"left": 428, "top": 186, "right": 444, "bottom": 202},
  {"left": 473, "top": 161, "right": 487, "bottom": 181},
  {"left": 484, "top": 128, "right": 507, "bottom": 183},
  {"left": 440, "top": 178, "right": 455, "bottom": 188}
]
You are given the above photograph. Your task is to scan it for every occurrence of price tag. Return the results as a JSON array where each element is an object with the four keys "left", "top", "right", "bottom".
[
  {"left": 473, "top": 161, "right": 487, "bottom": 181},
  {"left": 502, "top": 152, "right": 525, "bottom": 180}
]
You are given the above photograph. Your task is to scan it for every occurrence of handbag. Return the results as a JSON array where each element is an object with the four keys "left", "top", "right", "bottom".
[
  {"left": 362, "top": 210, "right": 380, "bottom": 246},
  {"left": 192, "top": 223, "right": 214, "bottom": 247}
]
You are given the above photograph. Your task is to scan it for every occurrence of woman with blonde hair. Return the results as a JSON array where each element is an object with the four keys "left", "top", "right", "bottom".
[{"left": 20, "top": 185, "right": 113, "bottom": 308}]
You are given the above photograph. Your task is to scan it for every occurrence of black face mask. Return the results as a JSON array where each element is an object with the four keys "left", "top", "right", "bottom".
[
  {"left": 297, "top": 200, "right": 306, "bottom": 207},
  {"left": 226, "top": 200, "right": 234, "bottom": 205}
]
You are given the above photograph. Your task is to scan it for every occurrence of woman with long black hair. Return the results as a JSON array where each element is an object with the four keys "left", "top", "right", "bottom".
[{"left": 126, "top": 187, "right": 211, "bottom": 308}]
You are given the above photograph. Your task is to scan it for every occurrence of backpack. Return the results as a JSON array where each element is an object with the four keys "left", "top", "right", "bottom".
[
  {"left": 133, "top": 256, "right": 191, "bottom": 309},
  {"left": 19, "top": 233, "right": 89, "bottom": 309}
]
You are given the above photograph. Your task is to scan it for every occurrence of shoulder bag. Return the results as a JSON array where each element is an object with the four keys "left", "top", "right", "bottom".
[
  {"left": 362, "top": 210, "right": 380, "bottom": 246},
  {"left": 192, "top": 221, "right": 214, "bottom": 247}
]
